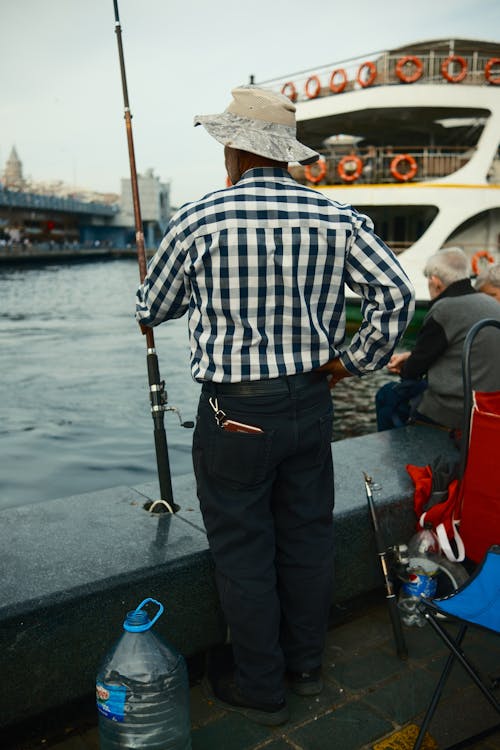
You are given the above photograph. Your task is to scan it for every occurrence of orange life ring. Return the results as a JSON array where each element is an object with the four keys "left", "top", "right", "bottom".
[
  {"left": 329, "top": 68, "right": 347, "bottom": 94},
  {"left": 471, "top": 250, "right": 495, "bottom": 276},
  {"left": 485, "top": 57, "right": 500, "bottom": 85},
  {"left": 305, "top": 75, "right": 321, "bottom": 99},
  {"left": 390, "top": 154, "right": 418, "bottom": 182},
  {"left": 337, "top": 155, "right": 363, "bottom": 183},
  {"left": 356, "top": 61, "right": 377, "bottom": 88},
  {"left": 281, "top": 82, "right": 297, "bottom": 101},
  {"left": 441, "top": 55, "right": 468, "bottom": 83},
  {"left": 396, "top": 55, "right": 424, "bottom": 83},
  {"left": 304, "top": 159, "right": 327, "bottom": 184}
]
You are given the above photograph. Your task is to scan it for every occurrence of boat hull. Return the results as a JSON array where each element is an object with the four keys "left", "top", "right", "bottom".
[{"left": 346, "top": 299, "right": 426, "bottom": 337}]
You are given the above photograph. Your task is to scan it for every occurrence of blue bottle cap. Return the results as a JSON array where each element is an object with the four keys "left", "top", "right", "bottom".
[{"left": 123, "top": 598, "right": 164, "bottom": 632}]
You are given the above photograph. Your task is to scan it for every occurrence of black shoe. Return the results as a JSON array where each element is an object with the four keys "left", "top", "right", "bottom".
[
  {"left": 287, "top": 667, "right": 323, "bottom": 696},
  {"left": 203, "top": 674, "right": 289, "bottom": 726}
]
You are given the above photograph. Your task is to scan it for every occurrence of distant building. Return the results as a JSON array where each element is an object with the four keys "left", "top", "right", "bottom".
[
  {"left": 3, "top": 146, "right": 25, "bottom": 190},
  {"left": 0, "top": 147, "right": 172, "bottom": 248},
  {"left": 119, "top": 168, "right": 171, "bottom": 248}
]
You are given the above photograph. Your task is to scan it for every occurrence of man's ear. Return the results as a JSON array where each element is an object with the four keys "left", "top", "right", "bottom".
[{"left": 433, "top": 275, "right": 445, "bottom": 294}]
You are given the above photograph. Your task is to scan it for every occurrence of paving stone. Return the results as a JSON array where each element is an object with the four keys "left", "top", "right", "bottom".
[
  {"left": 255, "top": 739, "right": 302, "bottom": 750},
  {"left": 189, "top": 683, "right": 225, "bottom": 728},
  {"left": 422, "top": 629, "right": 500, "bottom": 693},
  {"left": 78, "top": 729, "right": 99, "bottom": 750},
  {"left": 468, "top": 628, "right": 500, "bottom": 655},
  {"left": 46, "top": 738, "right": 89, "bottom": 750},
  {"left": 285, "top": 682, "right": 347, "bottom": 724},
  {"left": 326, "top": 642, "right": 404, "bottom": 690},
  {"left": 398, "top": 621, "right": 452, "bottom": 661},
  {"left": 288, "top": 699, "right": 392, "bottom": 750},
  {"left": 363, "top": 667, "right": 440, "bottom": 724},
  {"left": 324, "top": 604, "right": 393, "bottom": 657},
  {"left": 478, "top": 729, "right": 500, "bottom": 749},
  {"left": 191, "top": 713, "right": 270, "bottom": 750},
  {"left": 418, "top": 684, "right": 500, "bottom": 748},
  {"left": 462, "top": 637, "right": 500, "bottom": 676}
]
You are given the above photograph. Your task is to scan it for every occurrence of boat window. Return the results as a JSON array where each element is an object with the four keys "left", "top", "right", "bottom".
[
  {"left": 445, "top": 208, "right": 500, "bottom": 256},
  {"left": 355, "top": 204, "right": 439, "bottom": 255}
]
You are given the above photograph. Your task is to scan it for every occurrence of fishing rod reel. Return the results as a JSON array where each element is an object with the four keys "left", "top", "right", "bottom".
[
  {"left": 166, "top": 404, "right": 194, "bottom": 429},
  {"left": 150, "top": 379, "right": 194, "bottom": 428}
]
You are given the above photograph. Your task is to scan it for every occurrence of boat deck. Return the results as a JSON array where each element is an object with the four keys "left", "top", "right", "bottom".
[{"left": 6, "top": 597, "right": 500, "bottom": 750}]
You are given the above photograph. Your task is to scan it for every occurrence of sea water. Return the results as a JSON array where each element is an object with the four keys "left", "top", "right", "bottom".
[{"left": 0, "top": 259, "right": 394, "bottom": 510}]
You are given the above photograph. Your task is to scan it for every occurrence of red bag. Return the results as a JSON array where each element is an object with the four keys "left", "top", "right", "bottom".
[
  {"left": 407, "top": 391, "right": 500, "bottom": 563},
  {"left": 406, "top": 464, "right": 464, "bottom": 562}
]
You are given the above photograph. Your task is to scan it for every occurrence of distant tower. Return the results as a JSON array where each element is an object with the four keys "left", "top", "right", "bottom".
[{"left": 3, "top": 146, "right": 25, "bottom": 189}]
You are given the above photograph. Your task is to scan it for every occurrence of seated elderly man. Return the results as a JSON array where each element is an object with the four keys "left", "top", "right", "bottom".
[
  {"left": 376, "top": 247, "right": 500, "bottom": 432},
  {"left": 475, "top": 262, "right": 500, "bottom": 302}
]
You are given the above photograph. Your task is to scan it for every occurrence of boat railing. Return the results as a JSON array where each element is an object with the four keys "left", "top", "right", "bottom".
[
  {"left": 264, "top": 50, "right": 500, "bottom": 102},
  {"left": 289, "top": 145, "right": 490, "bottom": 185},
  {"left": 389, "top": 241, "right": 500, "bottom": 259}
]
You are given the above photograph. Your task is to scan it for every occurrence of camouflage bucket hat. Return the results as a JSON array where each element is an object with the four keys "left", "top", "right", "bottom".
[{"left": 194, "top": 86, "right": 319, "bottom": 165}]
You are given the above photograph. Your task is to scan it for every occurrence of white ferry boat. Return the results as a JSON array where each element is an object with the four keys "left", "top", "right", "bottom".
[{"left": 262, "top": 38, "right": 500, "bottom": 310}]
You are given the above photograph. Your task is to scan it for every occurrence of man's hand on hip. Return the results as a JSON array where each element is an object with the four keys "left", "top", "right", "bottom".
[{"left": 317, "top": 358, "right": 354, "bottom": 389}]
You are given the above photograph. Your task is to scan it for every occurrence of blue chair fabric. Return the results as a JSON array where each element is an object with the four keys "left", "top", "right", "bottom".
[{"left": 413, "top": 546, "right": 500, "bottom": 750}]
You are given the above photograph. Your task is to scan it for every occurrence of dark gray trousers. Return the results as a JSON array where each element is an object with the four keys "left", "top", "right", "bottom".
[{"left": 192, "top": 375, "right": 335, "bottom": 704}]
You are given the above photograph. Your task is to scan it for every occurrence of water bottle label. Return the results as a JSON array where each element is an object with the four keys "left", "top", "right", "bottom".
[
  {"left": 402, "top": 572, "right": 437, "bottom": 599},
  {"left": 96, "top": 682, "right": 127, "bottom": 722}
]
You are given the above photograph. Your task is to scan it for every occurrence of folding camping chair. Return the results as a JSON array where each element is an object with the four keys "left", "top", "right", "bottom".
[
  {"left": 412, "top": 546, "right": 500, "bottom": 750},
  {"left": 413, "top": 319, "right": 500, "bottom": 749}
]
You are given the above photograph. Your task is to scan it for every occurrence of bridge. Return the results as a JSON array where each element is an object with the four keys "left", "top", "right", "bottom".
[{"left": 0, "top": 186, "right": 128, "bottom": 248}]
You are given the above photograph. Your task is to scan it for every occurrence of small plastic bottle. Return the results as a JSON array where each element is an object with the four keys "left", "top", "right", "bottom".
[
  {"left": 407, "top": 524, "right": 440, "bottom": 558},
  {"left": 397, "top": 526, "right": 440, "bottom": 627},
  {"left": 96, "top": 598, "right": 191, "bottom": 750}
]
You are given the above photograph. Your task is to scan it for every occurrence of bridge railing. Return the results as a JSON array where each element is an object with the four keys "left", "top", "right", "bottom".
[{"left": 0, "top": 188, "right": 118, "bottom": 216}]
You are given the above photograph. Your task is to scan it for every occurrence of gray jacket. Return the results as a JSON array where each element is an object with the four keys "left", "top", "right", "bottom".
[{"left": 401, "top": 280, "right": 500, "bottom": 429}]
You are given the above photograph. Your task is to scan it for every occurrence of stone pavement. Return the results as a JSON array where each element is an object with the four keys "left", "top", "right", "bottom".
[{"left": 4, "top": 596, "right": 500, "bottom": 750}]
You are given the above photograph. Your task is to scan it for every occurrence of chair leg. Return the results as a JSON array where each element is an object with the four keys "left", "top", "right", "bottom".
[
  {"left": 426, "top": 613, "right": 500, "bottom": 714},
  {"left": 413, "top": 623, "right": 467, "bottom": 750}
]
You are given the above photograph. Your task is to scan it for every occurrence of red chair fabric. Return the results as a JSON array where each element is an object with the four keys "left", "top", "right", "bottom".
[{"left": 459, "top": 391, "right": 500, "bottom": 563}]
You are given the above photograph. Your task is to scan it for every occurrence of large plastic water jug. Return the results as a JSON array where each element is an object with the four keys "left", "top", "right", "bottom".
[{"left": 96, "top": 598, "right": 191, "bottom": 749}]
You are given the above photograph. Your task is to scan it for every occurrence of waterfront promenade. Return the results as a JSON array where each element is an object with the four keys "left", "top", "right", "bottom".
[
  {"left": 0, "top": 243, "right": 147, "bottom": 264},
  {"left": 5, "top": 596, "right": 500, "bottom": 750},
  {"left": 2, "top": 424, "right": 500, "bottom": 750}
]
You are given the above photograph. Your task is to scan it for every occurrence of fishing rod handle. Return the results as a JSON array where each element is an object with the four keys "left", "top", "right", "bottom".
[{"left": 153, "top": 426, "right": 175, "bottom": 507}]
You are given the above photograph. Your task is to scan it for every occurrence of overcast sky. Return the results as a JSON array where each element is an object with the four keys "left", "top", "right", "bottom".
[{"left": 1, "top": 0, "right": 499, "bottom": 208}]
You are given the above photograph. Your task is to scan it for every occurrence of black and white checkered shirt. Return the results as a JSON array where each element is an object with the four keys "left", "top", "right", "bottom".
[{"left": 136, "top": 168, "right": 414, "bottom": 383}]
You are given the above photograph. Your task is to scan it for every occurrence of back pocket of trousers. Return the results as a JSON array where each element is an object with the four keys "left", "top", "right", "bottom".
[{"left": 208, "top": 422, "right": 273, "bottom": 486}]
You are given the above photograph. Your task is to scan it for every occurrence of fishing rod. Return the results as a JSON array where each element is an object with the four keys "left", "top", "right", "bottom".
[
  {"left": 113, "top": 0, "right": 192, "bottom": 513},
  {"left": 363, "top": 472, "right": 408, "bottom": 660}
]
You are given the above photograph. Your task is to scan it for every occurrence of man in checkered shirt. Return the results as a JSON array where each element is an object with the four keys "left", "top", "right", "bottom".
[{"left": 136, "top": 86, "right": 414, "bottom": 726}]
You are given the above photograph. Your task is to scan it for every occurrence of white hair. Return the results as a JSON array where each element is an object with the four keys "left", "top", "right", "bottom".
[
  {"left": 475, "top": 262, "right": 500, "bottom": 290},
  {"left": 423, "top": 247, "right": 470, "bottom": 287}
]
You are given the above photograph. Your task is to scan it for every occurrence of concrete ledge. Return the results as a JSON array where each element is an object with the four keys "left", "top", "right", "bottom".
[{"left": 0, "top": 425, "right": 457, "bottom": 728}]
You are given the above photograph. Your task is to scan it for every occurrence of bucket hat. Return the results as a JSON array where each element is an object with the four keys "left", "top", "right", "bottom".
[{"left": 194, "top": 86, "right": 319, "bottom": 165}]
